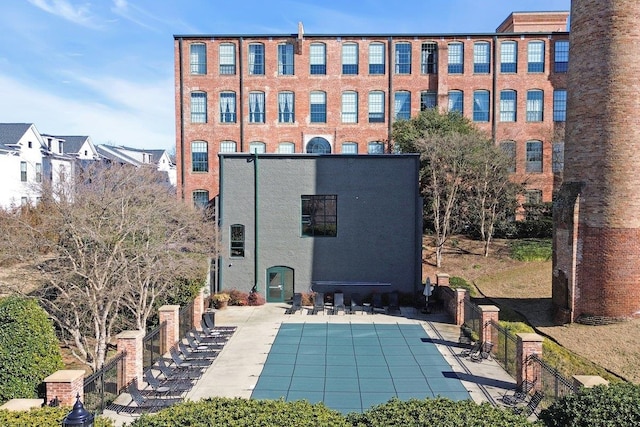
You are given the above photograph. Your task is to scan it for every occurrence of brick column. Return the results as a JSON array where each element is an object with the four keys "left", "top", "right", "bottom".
[
  {"left": 116, "top": 330, "right": 145, "bottom": 387},
  {"left": 159, "top": 304, "right": 180, "bottom": 353},
  {"left": 44, "top": 370, "right": 85, "bottom": 407},
  {"left": 436, "top": 273, "right": 450, "bottom": 287},
  {"left": 454, "top": 288, "right": 467, "bottom": 326},
  {"left": 516, "top": 333, "right": 544, "bottom": 387},
  {"left": 479, "top": 305, "right": 500, "bottom": 346},
  {"left": 192, "top": 289, "right": 205, "bottom": 330}
]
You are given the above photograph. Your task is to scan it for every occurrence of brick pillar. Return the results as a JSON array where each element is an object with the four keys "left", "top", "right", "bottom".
[
  {"left": 436, "top": 273, "right": 450, "bottom": 287},
  {"left": 479, "top": 305, "right": 500, "bottom": 345},
  {"left": 192, "top": 289, "right": 205, "bottom": 330},
  {"left": 454, "top": 288, "right": 467, "bottom": 326},
  {"left": 44, "top": 370, "right": 85, "bottom": 407},
  {"left": 116, "top": 330, "right": 145, "bottom": 387},
  {"left": 159, "top": 304, "right": 180, "bottom": 353},
  {"left": 516, "top": 333, "right": 544, "bottom": 387}
]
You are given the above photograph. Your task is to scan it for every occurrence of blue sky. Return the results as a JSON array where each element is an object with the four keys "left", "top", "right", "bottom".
[{"left": 0, "top": 0, "right": 570, "bottom": 150}]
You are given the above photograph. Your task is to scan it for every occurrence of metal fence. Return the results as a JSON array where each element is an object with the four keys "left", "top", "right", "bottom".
[
  {"left": 527, "top": 354, "right": 577, "bottom": 407},
  {"left": 83, "top": 351, "right": 126, "bottom": 414},
  {"left": 179, "top": 301, "right": 194, "bottom": 341},
  {"left": 489, "top": 319, "right": 518, "bottom": 378},
  {"left": 143, "top": 321, "right": 166, "bottom": 371},
  {"left": 463, "top": 298, "right": 482, "bottom": 340}
]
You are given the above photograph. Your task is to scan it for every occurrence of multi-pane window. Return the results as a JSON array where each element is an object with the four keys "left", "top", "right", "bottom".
[
  {"left": 20, "top": 161, "right": 27, "bottom": 182},
  {"left": 421, "top": 91, "right": 437, "bottom": 110},
  {"left": 310, "top": 91, "right": 326, "bottom": 123},
  {"left": 394, "top": 91, "right": 411, "bottom": 120},
  {"left": 310, "top": 43, "right": 326, "bottom": 75},
  {"left": 248, "top": 43, "right": 264, "bottom": 75},
  {"left": 219, "top": 140, "right": 237, "bottom": 153},
  {"left": 192, "top": 190, "right": 209, "bottom": 209},
  {"left": 368, "top": 91, "right": 385, "bottom": 123},
  {"left": 473, "top": 42, "right": 490, "bottom": 74},
  {"left": 278, "top": 92, "right": 295, "bottom": 123},
  {"left": 368, "top": 142, "right": 384, "bottom": 154},
  {"left": 342, "top": 43, "right": 358, "bottom": 75},
  {"left": 554, "top": 40, "right": 569, "bottom": 73},
  {"left": 341, "top": 91, "right": 358, "bottom": 123},
  {"left": 219, "top": 92, "right": 236, "bottom": 123},
  {"left": 448, "top": 43, "right": 464, "bottom": 74},
  {"left": 552, "top": 142, "right": 564, "bottom": 173},
  {"left": 395, "top": 43, "right": 411, "bottom": 74},
  {"left": 500, "top": 141, "right": 516, "bottom": 173},
  {"left": 277, "top": 142, "right": 295, "bottom": 153},
  {"left": 35, "top": 163, "right": 42, "bottom": 183},
  {"left": 526, "top": 90, "right": 544, "bottom": 122},
  {"left": 448, "top": 90, "right": 463, "bottom": 114},
  {"left": 301, "top": 195, "right": 337, "bottom": 237},
  {"left": 306, "top": 137, "right": 331, "bottom": 153},
  {"left": 249, "top": 92, "right": 265, "bottom": 123},
  {"left": 191, "top": 141, "right": 208, "bottom": 172},
  {"left": 499, "top": 90, "right": 516, "bottom": 122},
  {"left": 190, "top": 43, "right": 206, "bottom": 74},
  {"left": 421, "top": 43, "right": 437, "bottom": 74},
  {"left": 249, "top": 142, "right": 266, "bottom": 153},
  {"left": 278, "top": 44, "right": 294, "bottom": 75},
  {"left": 473, "top": 90, "right": 490, "bottom": 122},
  {"left": 230, "top": 224, "right": 245, "bottom": 257},
  {"left": 553, "top": 90, "right": 567, "bottom": 122},
  {"left": 500, "top": 41, "right": 517, "bottom": 73},
  {"left": 528, "top": 41, "right": 545, "bottom": 73},
  {"left": 526, "top": 141, "right": 543, "bottom": 173},
  {"left": 190, "top": 92, "right": 207, "bottom": 123},
  {"left": 342, "top": 142, "right": 358, "bottom": 154},
  {"left": 219, "top": 43, "right": 235, "bottom": 75},
  {"left": 369, "top": 43, "right": 385, "bottom": 74},
  {"left": 525, "top": 190, "right": 542, "bottom": 205}
]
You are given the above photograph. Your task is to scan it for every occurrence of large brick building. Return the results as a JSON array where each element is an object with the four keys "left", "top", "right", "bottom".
[{"left": 174, "top": 11, "right": 569, "bottom": 208}]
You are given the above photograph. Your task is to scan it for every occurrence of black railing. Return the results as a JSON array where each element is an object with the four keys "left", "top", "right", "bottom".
[
  {"left": 527, "top": 354, "right": 577, "bottom": 407},
  {"left": 143, "top": 321, "right": 166, "bottom": 371},
  {"left": 179, "top": 301, "right": 194, "bottom": 341},
  {"left": 489, "top": 319, "right": 518, "bottom": 378},
  {"left": 463, "top": 298, "right": 482, "bottom": 340},
  {"left": 83, "top": 351, "right": 126, "bottom": 414}
]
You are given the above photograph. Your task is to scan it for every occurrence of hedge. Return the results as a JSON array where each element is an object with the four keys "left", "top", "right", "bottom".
[{"left": 0, "top": 406, "right": 113, "bottom": 427}]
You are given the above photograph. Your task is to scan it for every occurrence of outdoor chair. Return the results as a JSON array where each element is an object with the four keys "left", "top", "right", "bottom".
[
  {"left": 512, "top": 390, "right": 544, "bottom": 418},
  {"left": 286, "top": 293, "right": 303, "bottom": 314},
  {"left": 179, "top": 341, "right": 218, "bottom": 360},
  {"left": 387, "top": 291, "right": 400, "bottom": 314},
  {"left": 332, "top": 292, "right": 345, "bottom": 315},
  {"left": 201, "top": 321, "right": 234, "bottom": 341},
  {"left": 502, "top": 378, "right": 537, "bottom": 406},
  {"left": 372, "top": 293, "right": 385, "bottom": 314},
  {"left": 470, "top": 342, "right": 494, "bottom": 362},
  {"left": 143, "top": 369, "right": 192, "bottom": 396},
  {"left": 203, "top": 311, "right": 215, "bottom": 329},
  {"left": 118, "top": 378, "right": 182, "bottom": 414},
  {"left": 349, "top": 293, "right": 364, "bottom": 314},
  {"left": 191, "top": 328, "right": 227, "bottom": 347},
  {"left": 187, "top": 334, "right": 223, "bottom": 352},
  {"left": 312, "top": 292, "right": 325, "bottom": 315},
  {"left": 170, "top": 346, "right": 212, "bottom": 367},
  {"left": 157, "top": 358, "right": 202, "bottom": 381},
  {"left": 460, "top": 341, "right": 482, "bottom": 357}
]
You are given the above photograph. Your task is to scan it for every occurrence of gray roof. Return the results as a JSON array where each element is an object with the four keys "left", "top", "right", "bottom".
[
  {"left": 96, "top": 144, "right": 142, "bottom": 166},
  {"left": 0, "top": 123, "right": 32, "bottom": 150},
  {"left": 54, "top": 135, "right": 90, "bottom": 155}
]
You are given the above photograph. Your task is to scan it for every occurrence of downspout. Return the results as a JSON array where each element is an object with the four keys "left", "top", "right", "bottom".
[
  {"left": 387, "top": 36, "right": 393, "bottom": 152},
  {"left": 253, "top": 152, "right": 259, "bottom": 293},
  {"left": 491, "top": 35, "right": 498, "bottom": 143},
  {"left": 178, "top": 37, "right": 186, "bottom": 201},
  {"left": 217, "top": 156, "right": 224, "bottom": 294},
  {"left": 239, "top": 37, "right": 245, "bottom": 152}
]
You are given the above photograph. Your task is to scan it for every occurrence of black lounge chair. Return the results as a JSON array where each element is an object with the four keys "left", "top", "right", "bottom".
[
  {"left": 170, "top": 346, "right": 211, "bottom": 367},
  {"left": 502, "top": 378, "right": 537, "bottom": 406},
  {"left": 117, "top": 378, "right": 182, "bottom": 414},
  {"left": 470, "top": 342, "right": 494, "bottom": 362},
  {"left": 372, "top": 293, "right": 385, "bottom": 314},
  {"left": 460, "top": 341, "right": 482, "bottom": 357},
  {"left": 287, "top": 293, "right": 303, "bottom": 314},
  {"left": 143, "top": 369, "right": 192, "bottom": 396},
  {"left": 191, "top": 328, "right": 227, "bottom": 346},
  {"left": 157, "top": 358, "right": 202, "bottom": 381},
  {"left": 179, "top": 342, "right": 218, "bottom": 360},
  {"left": 387, "top": 291, "right": 400, "bottom": 314},
  {"left": 332, "top": 292, "right": 345, "bottom": 315},
  {"left": 203, "top": 311, "right": 215, "bottom": 329},
  {"left": 186, "top": 334, "right": 223, "bottom": 353},
  {"left": 512, "top": 390, "right": 544, "bottom": 418},
  {"left": 312, "top": 292, "right": 325, "bottom": 315},
  {"left": 349, "top": 293, "right": 364, "bottom": 314}
]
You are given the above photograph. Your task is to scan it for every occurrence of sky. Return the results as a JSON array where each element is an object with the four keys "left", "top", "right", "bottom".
[{"left": 0, "top": 0, "right": 570, "bottom": 150}]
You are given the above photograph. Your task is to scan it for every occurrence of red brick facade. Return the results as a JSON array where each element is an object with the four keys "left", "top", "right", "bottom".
[{"left": 174, "top": 12, "right": 569, "bottom": 206}]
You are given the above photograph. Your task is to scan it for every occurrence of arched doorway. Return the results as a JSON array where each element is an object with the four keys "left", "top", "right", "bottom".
[
  {"left": 266, "top": 266, "right": 294, "bottom": 302},
  {"left": 306, "top": 137, "right": 331, "bottom": 153}
]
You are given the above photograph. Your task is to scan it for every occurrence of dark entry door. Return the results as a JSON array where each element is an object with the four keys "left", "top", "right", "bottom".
[{"left": 266, "top": 266, "right": 294, "bottom": 302}]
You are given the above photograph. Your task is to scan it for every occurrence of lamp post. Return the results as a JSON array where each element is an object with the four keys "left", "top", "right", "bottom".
[{"left": 62, "top": 394, "right": 94, "bottom": 427}]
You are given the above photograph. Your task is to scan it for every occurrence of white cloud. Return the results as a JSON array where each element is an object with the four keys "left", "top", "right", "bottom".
[{"left": 27, "top": 0, "right": 100, "bottom": 29}]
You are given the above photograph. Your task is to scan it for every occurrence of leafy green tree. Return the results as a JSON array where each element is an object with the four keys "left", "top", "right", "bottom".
[{"left": 0, "top": 296, "right": 63, "bottom": 403}]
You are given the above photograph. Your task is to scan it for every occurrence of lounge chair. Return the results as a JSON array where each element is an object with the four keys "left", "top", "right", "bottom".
[
  {"left": 332, "top": 292, "right": 345, "bottom": 315},
  {"left": 470, "top": 342, "right": 494, "bottom": 362},
  {"left": 143, "top": 369, "right": 192, "bottom": 396},
  {"left": 118, "top": 378, "right": 182, "bottom": 414},
  {"left": 460, "top": 341, "right": 482, "bottom": 357},
  {"left": 170, "top": 346, "right": 211, "bottom": 367},
  {"left": 191, "top": 328, "right": 227, "bottom": 346},
  {"left": 372, "top": 293, "right": 385, "bottom": 314},
  {"left": 312, "top": 292, "right": 325, "bottom": 315},
  {"left": 157, "top": 358, "right": 202, "bottom": 381},
  {"left": 502, "top": 378, "right": 537, "bottom": 406},
  {"left": 512, "top": 390, "right": 544, "bottom": 418},
  {"left": 186, "top": 334, "right": 223, "bottom": 352},
  {"left": 349, "top": 293, "right": 363, "bottom": 314},
  {"left": 286, "top": 293, "right": 303, "bottom": 314},
  {"left": 203, "top": 311, "right": 215, "bottom": 329},
  {"left": 387, "top": 291, "right": 400, "bottom": 314},
  {"left": 179, "top": 342, "right": 218, "bottom": 360}
]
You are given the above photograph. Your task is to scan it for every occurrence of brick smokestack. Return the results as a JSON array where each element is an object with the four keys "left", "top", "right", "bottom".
[{"left": 553, "top": 0, "right": 640, "bottom": 323}]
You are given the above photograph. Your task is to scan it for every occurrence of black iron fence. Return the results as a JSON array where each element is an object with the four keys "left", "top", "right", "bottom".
[
  {"left": 83, "top": 351, "right": 126, "bottom": 414},
  {"left": 489, "top": 319, "right": 518, "bottom": 378},
  {"left": 179, "top": 301, "right": 194, "bottom": 341},
  {"left": 527, "top": 354, "right": 577, "bottom": 408},
  {"left": 143, "top": 321, "right": 166, "bottom": 371},
  {"left": 463, "top": 298, "right": 482, "bottom": 340}
]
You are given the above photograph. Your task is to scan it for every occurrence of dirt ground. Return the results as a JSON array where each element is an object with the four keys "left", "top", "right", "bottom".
[{"left": 423, "top": 235, "right": 640, "bottom": 383}]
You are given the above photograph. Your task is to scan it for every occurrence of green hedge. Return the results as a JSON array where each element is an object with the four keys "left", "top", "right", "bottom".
[
  {"left": 0, "top": 296, "right": 63, "bottom": 403},
  {"left": 0, "top": 406, "right": 113, "bottom": 427}
]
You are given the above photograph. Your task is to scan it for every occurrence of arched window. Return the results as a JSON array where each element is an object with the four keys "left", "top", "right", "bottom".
[
  {"left": 306, "top": 137, "right": 331, "bottom": 154},
  {"left": 249, "top": 141, "right": 266, "bottom": 154},
  {"left": 190, "top": 43, "right": 206, "bottom": 74},
  {"left": 192, "top": 190, "right": 209, "bottom": 209}
]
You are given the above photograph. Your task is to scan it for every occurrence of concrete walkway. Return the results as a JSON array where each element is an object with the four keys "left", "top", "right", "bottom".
[{"left": 105, "top": 303, "right": 516, "bottom": 426}]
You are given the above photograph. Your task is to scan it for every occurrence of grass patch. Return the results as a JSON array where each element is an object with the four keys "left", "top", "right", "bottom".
[
  {"left": 509, "top": 239, "right": 552, "bottom": 261},
  {"left": 449, "top": 276, "right": 476, "bottom": 297}
]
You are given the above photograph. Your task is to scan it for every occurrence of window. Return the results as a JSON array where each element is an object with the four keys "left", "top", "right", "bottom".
[
  {"left": 500, "top": 90, "right": 516, "bottom": 122},
  {"left": 526, "top": 141, "right": 543, "bottom": 173},
  {"left": 473, "top": 42, "right": 490, "bottom": 73},
  {"left": 249, "top": 92, "right": 265, "bottom": 123},
  {"left": 526, "top": 90, "right": 544, "bottom": 122},
  {"left": 341, "top": 91, "right": 358, "bottom": 123},
  {"left": 525, "top": 190, "right": 542, "bottom": 205},
  {"left": 190, "top": 43, "right": 206, "bottom": 74},
  {"left": 528, "top": 41, "right": 545, "bottom": 73},
  {"left": 230, "top": 224, "right": 245, "bottom": 257},
  {"left": 421, "top": 42, "right": 437, "bottom": 74},
  {"left": 342, "top": 142, "right": 358, "bottom": 154},
  {"left": 448, "top": 90, "right": 463, "bottom": 114},
  {"left": 395, "top": 43, "right": 411, "bottom": 74},
  {"left": 21, "top": 197, "right": 28, "bottom": 205},
  {"left": 278, "top": 92, "right": 295, "bottom": 123},
  {"left": 500, "top": 141, "right": 516, "bottom": 173},
  {"left": 500, "top": 41, "right": 517, "bottom": 73},
  {"left": 394, "top": 91, "right": 411, "bottom": 120},
  {"left": 248, "top": 43, "right": 264, "bottom": 75},
  {"left": 310, "top": 91, "right": 326, "bottom": 123},
  {"left": 278, "top": 43, "right": 294, "bottom": 75},
  {"left": 448, "top": 42, "right": 464, "bottom": 74},
  {"left": 190, "top": 92, "right": 207, "bottom": 123},
  {"left": 219, "top": 140, "right": 237, "bottom": 153},
  {"left": 310, "top": 43, "right": 326, "bottom": 74},
  {"left": 219, "top": 43, "right": 235, "bottom": 75},
  {"left": 553, "top": 142, "right": 564, "bottom": 173},
  {"left": 219, "top": 92, "right": 236, "bottom": 123},
  {"left": 554, "top": 40, "right": 569, "bottom": 73},
  {"left": 249, "top": 142, "right": 266, "bottom": 153},
  {"left": 191, "top": 141, "right": 208, "bottom": 172},
  {"left": 20, "top": 161, "right": 27, "bottom": 182},
  {"left": 192, "top": 190, "right": 209, "bottom": 209},
  {"left": 553, "top": 90, "right": 567, "bottom": 122},
  {"left": 342, "top": 43, "right": 358, "bottom": 75},
  {"left": 369, "top": 43, "right": 385, "bottom": 74},
  {"left": 301, "top": 195, "right": 337, "bottom": 237},
  {"left": 473, "top": 90, "right": 490, "bottom": 122},
  {"left": 306, "top": 137, "right": 331, "bottom": 153},
  {"left": 420, "top": 91, "right": 437, "bottom": 110},
  {"left": 277, "top": 142, "right": 295, "bottom": 153},
  {"left": 35, "top": 163, "right": 42, "bottom": 183},
  {"left": 368, "top": 91, "right": 385, "bottom": 123},
  {"left": 368, "top": 141, "right": 384, "bottom": 154}
]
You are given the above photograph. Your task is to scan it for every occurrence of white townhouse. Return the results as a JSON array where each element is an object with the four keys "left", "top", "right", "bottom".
[{"left": 96, "top": 144, "right": 177, "bottom": 186}]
